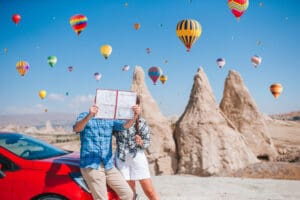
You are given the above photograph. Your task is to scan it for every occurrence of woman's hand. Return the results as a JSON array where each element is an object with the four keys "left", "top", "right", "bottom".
[{"left": 135, "top": 135, "right": 143, "bottom": 146}]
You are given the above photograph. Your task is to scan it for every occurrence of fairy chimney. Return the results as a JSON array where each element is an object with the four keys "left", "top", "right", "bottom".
[
  {"left": 174, "top": 67, "right": 258, "bottom": 176},
  {"left": 131, "top": 66, "right": 177, "bottom": 175},
  {"left": 220, "top": 70, "right": 277, "bottom": 161}
]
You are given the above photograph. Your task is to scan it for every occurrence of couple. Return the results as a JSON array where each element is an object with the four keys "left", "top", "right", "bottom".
[{"left": 73, "top": 96, "right": 159, "bottom": 200}]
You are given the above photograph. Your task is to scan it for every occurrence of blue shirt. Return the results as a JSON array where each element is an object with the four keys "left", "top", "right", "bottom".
[{"left": 76, "top": 112, "right": 125, "bottom": 170}]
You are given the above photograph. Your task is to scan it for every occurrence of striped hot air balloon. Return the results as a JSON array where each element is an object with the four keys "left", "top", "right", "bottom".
[
  {"left": 270, "top": 83, "right": 283, "bottom": 99},
  {"left": 176, "top": 19, "right": 202, "bottom": 52},
  {"left": 70, "top": 14, "right": 88, "bottom": 36},
  {"left": 228, "top": 0, "right": 249, "bottom": 19},
  {"left": 148, "top": 66, "right": 162, "bottom": 85},
  {"left": 16, "top": 61, "right": 29, "bottom": 76}
]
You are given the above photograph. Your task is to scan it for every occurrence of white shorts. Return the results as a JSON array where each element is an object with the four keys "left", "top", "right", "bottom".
[{"left": 115, "top": 150, "right": 150, "bottom": 181}]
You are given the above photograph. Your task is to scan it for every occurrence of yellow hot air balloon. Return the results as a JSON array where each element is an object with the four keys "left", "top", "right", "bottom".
[
  {"left": 39, "top": 90, "right": 47, "bottom": 100},
  {"left": 160, "top": 75, "right": 168, "bottom": 84},
  {"left": 270, "top": 83, "right": 283, "bottom": 99},
  {"left": 100, "top": 45, "right": 112, "bottom": 59},
  {"left": 176, "top": 19, "right": 202, "bottom": 52}
]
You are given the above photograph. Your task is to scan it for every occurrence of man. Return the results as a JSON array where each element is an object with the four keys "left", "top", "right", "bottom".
[{"left": 73, "top": 103, "right": 140, "bottom": 200}]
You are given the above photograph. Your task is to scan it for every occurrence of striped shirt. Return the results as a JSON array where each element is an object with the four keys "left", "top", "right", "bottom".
[{"left": 76, "top": 112, "right": 125, "bottom": 170}]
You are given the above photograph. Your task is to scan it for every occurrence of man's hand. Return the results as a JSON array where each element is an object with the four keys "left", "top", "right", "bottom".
[{"left": 89, "top": 104, "right": 99, "bottom": 117}]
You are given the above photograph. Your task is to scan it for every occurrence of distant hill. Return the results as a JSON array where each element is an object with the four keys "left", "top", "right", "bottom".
[
  {"left": 0, "top": 112, "right": 77, "bottom": 130},
  {"left": 270, "top": 111, "right": 300, "bottom": 121},
  {"left": 0, "top": 110, "right": 299, "bottom": 129}
]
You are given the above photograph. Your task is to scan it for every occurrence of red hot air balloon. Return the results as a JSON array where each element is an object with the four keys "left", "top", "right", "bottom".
[
  {"left": 134, "top": 23, "right": 140, "bottom": 30},
  {"left": 70, "top": 14, "right": 88, "bottom": 36},
  {"left": 228, "top": 0, "right": 249, "bottom": 20},
  {"left": 148, "top": 66, "right": 162, "bottom": 85},
  {"left": 12, "top": 14, "right": 21, "bottom": 25}
]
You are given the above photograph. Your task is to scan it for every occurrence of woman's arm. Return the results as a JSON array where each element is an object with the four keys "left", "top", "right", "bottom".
[{"left": 136, "top": 119, "right": 151, "bottom": 149}]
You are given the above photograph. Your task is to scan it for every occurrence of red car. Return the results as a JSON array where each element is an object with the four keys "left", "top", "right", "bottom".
[{"left": 0, "top": 132, "right": 119, "bottom": 200}]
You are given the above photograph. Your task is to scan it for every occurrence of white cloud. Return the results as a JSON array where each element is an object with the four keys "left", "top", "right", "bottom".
[
  {"left": 68, "top": 94, "right": 94, "bottom": 112},
  {"left": 48, "top": 93, "right": 65, "bottom": 101}
]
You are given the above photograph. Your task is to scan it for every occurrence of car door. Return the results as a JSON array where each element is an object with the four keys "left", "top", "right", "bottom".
[{"left": 0, "top": 154, "right": 15, "bottom": 200}]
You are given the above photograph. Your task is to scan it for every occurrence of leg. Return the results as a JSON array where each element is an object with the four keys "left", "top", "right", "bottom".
[
  {"left": 80, "top": 167, "right": 107, "bottom": 200},
  {"left": 106, "top": 167, "right": 134, "bottom": 200},
  {"left": 139, "top": 178, "right": 160, "bottom": 200},
  {"left": 127, "top": 180, "right": 136, "bottom": 199}
]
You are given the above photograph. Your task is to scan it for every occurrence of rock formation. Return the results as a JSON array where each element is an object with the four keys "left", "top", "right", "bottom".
[
  {"left": 220, "top": 70, "right": 277, "bottom": 161},
  {"left": 131, "top": 66, "right": 177, "bottom": 175},
  {"left": 174, "top": 67, "right": 258, "bottom": 176}
]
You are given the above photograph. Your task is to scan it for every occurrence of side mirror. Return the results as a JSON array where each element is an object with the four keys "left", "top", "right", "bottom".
[{"left": 0, "top": 163, "right": 6, "bottom": 178}]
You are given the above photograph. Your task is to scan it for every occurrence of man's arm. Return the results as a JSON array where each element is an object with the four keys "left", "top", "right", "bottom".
[{"left": 73, "top": 104, "right": 98, "bottom": 132}]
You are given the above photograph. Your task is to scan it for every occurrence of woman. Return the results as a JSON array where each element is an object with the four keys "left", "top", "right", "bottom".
[{"left": 114, "top": 96, "right": 159, "bottom": 200}]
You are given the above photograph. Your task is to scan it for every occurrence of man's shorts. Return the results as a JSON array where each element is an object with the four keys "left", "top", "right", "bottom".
[{"left": 115, "top": 150, "right": 151, "bottom": 180}]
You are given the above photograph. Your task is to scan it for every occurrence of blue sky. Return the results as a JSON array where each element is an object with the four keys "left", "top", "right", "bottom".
[{"left": 0, "top": 0, "right": 299, "bottom": 117}]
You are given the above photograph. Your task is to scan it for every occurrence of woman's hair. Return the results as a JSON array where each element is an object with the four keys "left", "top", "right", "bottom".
[
  {"left": 136, "top": 95, "right": 141, "bottom": 105},
  {"left": 135, "top": 94, "right": 141, "bottom": 134}
]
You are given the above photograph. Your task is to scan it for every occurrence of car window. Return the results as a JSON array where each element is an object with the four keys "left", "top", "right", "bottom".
[{"left": 0, "top": 133, "right": 69, "bottom": 160}]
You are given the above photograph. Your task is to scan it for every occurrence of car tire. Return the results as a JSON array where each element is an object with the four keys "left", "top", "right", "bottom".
[{"left": 36, "top": 194, "right": 67, "bottom": 200}]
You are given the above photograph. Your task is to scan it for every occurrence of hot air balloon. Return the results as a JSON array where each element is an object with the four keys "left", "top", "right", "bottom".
[
  {"left": 228, "top": 0, "right": 249, "bottom": 20},
  {"left": 134, "top": 23, "right": 140, "bottom": 30},
  {"left": 44, "top": 108, "right": 48, "bottom": 113},
  {"left": 122, "top": 65, "right": 130, "bottom": 71},
  {"left": 68, "top": 66, "right": 73, "bottom": 72},
  {"left": 257, "top": 40, "right": 261, "bottom": 46},
  {"left": 146, "top": 48, "right": 151, "bottom": 54},
  {"left": 4, "top": 48, "right": 8, "bottom": 54},
  {"left": 100, "top": 45, "right": 112, "bottom": 59},
  {"left": 148, "top": 66, "right": 162, "bottom": 85},
  {"left": 176, "top": 19, "right": 202, "bottom": 52},
  {"left": 160, "top": 75, "right": 168, "bottom": 84},
  {"left": 48, "top": 56, "right": 57, "bottom": 67},
  {"left": 94, "top": 72, "right": 102, "bottom": 81},
  {"left": 70, "top": 14, "right": 88, "bottom": 36},
  {"left": 251, "top": 55, "right": 262, "bottom": 67},
  {"left": 270, "top": 83, "right": 283, "bottom": 99},
  {"left": 12, "top": 14, "right": 21, "bottom": 25},
  {"left": 39, "top": 90, "right": 47, "bottom": 100},
  {"left": 216, "top": 58, "right": 226, "bottom": 68},
  {"left": 16, "top": 61, "right": 29, "bottom": 76}
]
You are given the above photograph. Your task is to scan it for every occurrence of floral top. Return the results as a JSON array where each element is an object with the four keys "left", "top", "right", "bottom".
[{"left": 114, "top": 117, "right": 150, "bottom": 161}]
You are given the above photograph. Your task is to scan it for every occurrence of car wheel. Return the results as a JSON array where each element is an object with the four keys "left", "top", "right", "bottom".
[{"left": 36, "top": 194, "right": 67, "bottom": 200}]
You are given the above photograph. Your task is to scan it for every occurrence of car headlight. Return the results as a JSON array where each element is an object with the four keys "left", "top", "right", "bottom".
[{"left": 69, "top": 172, "right": 91, "bottom": 193}]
